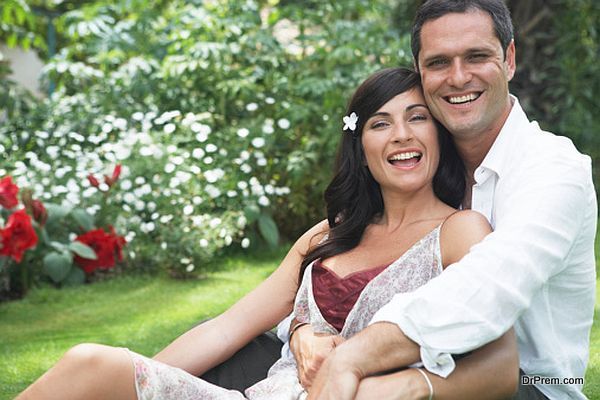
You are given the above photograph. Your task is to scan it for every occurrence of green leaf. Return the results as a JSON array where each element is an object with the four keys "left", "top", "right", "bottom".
[
  {"left": 69, "top": 241, "right": 97, "bottom": 260},
  {"left": 49, "top": 241, "right": 67, "bottom": 252},
  {"left": 257, "top": 213, "right": 279, "bottom": 248},
  {"left": 243, "top": 204, "right": 261, "bottom": 223},
  {"left": 70, "top": 209, "right": 95, "bottom": 232},
  {"left": 43, "top": 252, "right": 73, "bottom": 283},
  {"left": 45, "top": 203, "right": 72, "bottom": 225},
  {"left": 63, "top": 267, "right": 85, "bottom": 286}
]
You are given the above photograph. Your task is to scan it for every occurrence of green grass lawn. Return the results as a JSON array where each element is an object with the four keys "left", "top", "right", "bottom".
[{"left": 1, "top": 247, "right": 598, "bottom": 399}]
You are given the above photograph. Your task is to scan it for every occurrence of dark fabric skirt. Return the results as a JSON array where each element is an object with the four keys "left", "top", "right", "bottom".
[{"left": 200, "top": 331, "right": 283, "bottom": 392}]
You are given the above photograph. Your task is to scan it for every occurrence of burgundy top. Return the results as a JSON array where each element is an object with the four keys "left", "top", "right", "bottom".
[{"left": 312, "top": 259, "right": 389, "bottom": 332}]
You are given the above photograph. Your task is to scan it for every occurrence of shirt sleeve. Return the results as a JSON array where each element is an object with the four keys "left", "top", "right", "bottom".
[{"left": 370, "top": 155, "right": 596, "bottom": 377}]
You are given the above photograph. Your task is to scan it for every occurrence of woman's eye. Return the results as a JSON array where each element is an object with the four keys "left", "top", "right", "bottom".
[
  {"left": 409, "top": 114, "right": 427, "bottom": 122},
  {"left": 371, "top": 121, "right": 389, "bottom": 129}
]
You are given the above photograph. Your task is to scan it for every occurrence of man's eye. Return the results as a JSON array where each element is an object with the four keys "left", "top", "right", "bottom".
[
  {"left": 469, "top": 53, "right": 488, "bottom": 61},
  {"left": 426, "top": 59, "right": 448, "bottom": 68}
]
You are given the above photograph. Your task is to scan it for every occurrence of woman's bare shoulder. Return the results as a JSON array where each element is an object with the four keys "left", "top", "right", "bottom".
[
  {"left": 292, "top": 219, "right": 330, "bottom": 254},
  {"left": 440, "top": 210, "right": 492, "bottom": 267}
]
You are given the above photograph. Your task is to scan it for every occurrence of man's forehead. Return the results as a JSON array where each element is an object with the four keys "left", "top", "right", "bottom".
[{"left": 418, "top": 10, "right": 500, "bottom": 55}]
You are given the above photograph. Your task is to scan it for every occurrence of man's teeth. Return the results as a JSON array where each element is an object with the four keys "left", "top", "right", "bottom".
[
  {"left": 389, "top": 152, "right": 421, "bottom": 161},
  {"left": 448, "top": 93, "right": 479, "bottom": 104}
]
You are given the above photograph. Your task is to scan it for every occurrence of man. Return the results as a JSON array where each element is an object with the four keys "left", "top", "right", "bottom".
[{"left": 293, "top": 0, "right": 596, "bottom": 399}]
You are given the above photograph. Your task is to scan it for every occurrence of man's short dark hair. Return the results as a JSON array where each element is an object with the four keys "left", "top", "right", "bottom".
[{"left": 411, "top": 0, "right": 514, "bottom": 64}]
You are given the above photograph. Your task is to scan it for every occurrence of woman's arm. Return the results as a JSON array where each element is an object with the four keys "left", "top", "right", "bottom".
[{"left": 153, "top": 220, "right": 329, "bottom": 376}]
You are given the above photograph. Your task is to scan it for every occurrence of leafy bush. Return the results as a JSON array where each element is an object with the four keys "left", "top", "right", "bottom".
[{"left": 1, "top": 0, "right": 410, "bottom": 289}]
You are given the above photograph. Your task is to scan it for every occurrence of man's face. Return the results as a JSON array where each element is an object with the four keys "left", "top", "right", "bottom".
[{"left": 417, "top": 10, "right": 516, "bottom": 143}]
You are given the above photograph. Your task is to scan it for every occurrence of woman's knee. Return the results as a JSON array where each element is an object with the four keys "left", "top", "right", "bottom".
[{"left": 62, "top": 343, "right": 127, "bottom": 374}]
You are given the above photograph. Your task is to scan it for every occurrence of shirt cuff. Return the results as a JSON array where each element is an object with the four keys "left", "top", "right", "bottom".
[{"left": 370, "top": 302, "right": 456, "bottom": 378}]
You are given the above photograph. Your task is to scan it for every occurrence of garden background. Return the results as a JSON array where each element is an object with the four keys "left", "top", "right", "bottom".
[{"left": 1, "top": 0, "right": 598, "bottom": 398}]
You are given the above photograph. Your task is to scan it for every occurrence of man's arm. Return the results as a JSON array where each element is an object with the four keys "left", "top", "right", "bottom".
[
  {"left": 367, "top": 157, "right": 595, "bottom": 375},
  {"left": 353, "top": 329, "right": 519, "bottom": 400}
]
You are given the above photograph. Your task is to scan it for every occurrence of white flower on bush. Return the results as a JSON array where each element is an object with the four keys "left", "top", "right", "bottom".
[
  {"left": 205, "top": 184, "right": 221, "bottom": 198},
  {"left": 240, "top": 164, "right": 252, "bottom": 173},
  {"left": 183, "top": 205, "right": 194, "bottom": 215},
  {"left": 141, "top": 221, "right": 156, "bottom": 233},
  {"left": 164, "top": 163, "right": 176, "bottom": 173},
  {"left": 172, "top": 155, "right": 184, "bottom": 165},
  {"left": 193, "top": 196, "right": 203, "bottom": 205},
  {"left": 203, "top": 157, "right": 214, "bottom": 165},
  {"left": 169, "top": 177, "right": 181, "bottom": 188},
  {"left": 258, "top": 195, "right": 270, "bottom": 206},
  {"left": 265, "top": 97, "right": 275, "bottom": 104},
  {"left": 237, "top": 215, "right": 247, "bottom": 228},
  {"left": 192, "top": 148, "right": 206, "bottom": 159},
  {"left": 240, "top": 150, "right": 250, "bottom": 160},
  {"left": 114, "top": 118, "right": 127, "bottom": 130},
  {"left": 205, "top": 143, "right": 218, "bottom": 153},
  {"left": 164, "top": 123, "right": 176, "bottom": 134},
  {"left": 251, "top": 137, "right": 265, "bottom": 148},
  {"left": 167, "top": 145, "right": 177, "bottom": 153},
  {"left": 132, "top": 111, "right": 144, "bottom": 121},
  {"left": 237, "top": 181, "right": 248, "bottom": 190},
  {"left": 160, "top": 214, "right": 173, "bottom": 223},
  {"left": 241, "top": 238, "right": 250, "bottom": 248},
  {"left": 277, "top": 118, "right": 291, "bottom": 129},
  {"left": 199, "top": 239, "right": 209, "bottom": 248},
  {"left": 161, "top": 242, "right": 168, "bottom": 250},
  {"left": 205, "top": 168, "right": 225, "bottom": 183},
  {"left": 227, "top": 190, "right": 237, "bottom": 198},
  {"left": 246, "top": 102, "right": 258, "bottom": 111},
  {"left": 225, "top": 235, "right": 233, "bottom": 246},
  {"left": 209, "top": 217, "right": 222, "bottom": 228},
  {"left": 237, "top": 128, "right": 250, "bottom": 138}
]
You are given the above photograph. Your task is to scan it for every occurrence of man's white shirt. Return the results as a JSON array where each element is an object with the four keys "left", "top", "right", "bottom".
[{"left": 370, "top": 96, "right": 597, "bottom": 399}]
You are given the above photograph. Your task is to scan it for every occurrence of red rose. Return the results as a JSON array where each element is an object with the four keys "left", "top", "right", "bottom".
[
  {"left": 74, "top": 227, "right": 126, "bottom": 274},
  {"left": 0, "top": 209, "right": 38, "bottom": 263},
  {"left": 0, "top": 176, "right": 19, "bottom": 209},
  {"left": 104, "top": 164, "right": 122, "bottom": 187},
  {"left": 31, "top": 200, "right": 48, "bottom": 227},
  {"left": 87, "top": 174, "right": 100, "bottom": 188}
]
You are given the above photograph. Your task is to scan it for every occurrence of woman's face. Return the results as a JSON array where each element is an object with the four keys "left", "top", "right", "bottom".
[{"left": 361, "top": 88, "right": 440, "bottom": 196}]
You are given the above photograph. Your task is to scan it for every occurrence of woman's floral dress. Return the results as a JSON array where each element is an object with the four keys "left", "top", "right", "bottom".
[{"left": 128, "top": 224, "right": 444, "bottom": 400}]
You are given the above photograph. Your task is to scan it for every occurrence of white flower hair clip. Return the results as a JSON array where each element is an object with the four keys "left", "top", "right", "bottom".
[{"left": 343, "top": 112, "right": 358, "bottom": 133}]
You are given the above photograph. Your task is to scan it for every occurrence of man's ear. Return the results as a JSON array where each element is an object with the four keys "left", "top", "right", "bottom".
[{"left": 505, "top": 39, "right": 516, "bottom": 81}]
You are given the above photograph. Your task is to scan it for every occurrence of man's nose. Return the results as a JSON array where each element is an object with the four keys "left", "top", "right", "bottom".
[{"left": 447, "top": 60, "right": 472, "bottom": 88}]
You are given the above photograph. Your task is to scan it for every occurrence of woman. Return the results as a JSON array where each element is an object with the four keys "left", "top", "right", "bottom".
[{"left": 17, "top": 68, "right": 518, "bottom": 400}]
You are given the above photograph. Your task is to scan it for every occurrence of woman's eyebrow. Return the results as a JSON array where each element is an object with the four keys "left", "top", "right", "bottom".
[{"left": 406, "top": 103, "right": 428, "bottom": 111}]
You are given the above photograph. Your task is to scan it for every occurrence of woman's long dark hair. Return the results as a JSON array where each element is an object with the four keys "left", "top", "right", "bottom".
[{"left": 299, "top": 67, "right": 465, "bottom": 280}]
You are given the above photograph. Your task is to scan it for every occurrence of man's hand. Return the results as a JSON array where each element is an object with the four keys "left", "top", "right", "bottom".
[
  {"left": 305, "top": 344, "right": 363, "bottom": 400},
  {"left": 290, "top": 324, "right": 344, "bottom": 389},
  {"left": 307, "top": 322, "right": 421, "bottom": 400},
  {"left": 355, "top": 369, "right": 431, "bottom": 400}
]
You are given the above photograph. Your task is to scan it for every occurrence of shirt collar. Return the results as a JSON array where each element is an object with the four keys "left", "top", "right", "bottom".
[{"left": 476, "top": 95, "right": 532, "bottom": 181}]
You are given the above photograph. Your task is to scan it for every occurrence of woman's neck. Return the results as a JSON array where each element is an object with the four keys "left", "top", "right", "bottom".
[{"left": 377, "top": 186, "right": 446, "bottom": 232}]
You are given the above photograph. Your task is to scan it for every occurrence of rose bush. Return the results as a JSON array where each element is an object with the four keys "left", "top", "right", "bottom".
[
  {"left": 0, "top": 209, "right": 38, "bottom": 263},
  {"left": 0, "top": 175, "right": 129, "bottom": 298}
]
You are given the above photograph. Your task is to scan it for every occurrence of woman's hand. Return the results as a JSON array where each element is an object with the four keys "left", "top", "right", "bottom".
[{"left": 289, "top": 324, "right": 345, "bottom": 389}]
